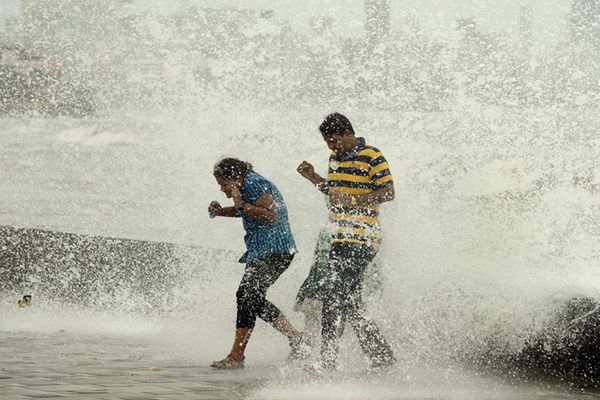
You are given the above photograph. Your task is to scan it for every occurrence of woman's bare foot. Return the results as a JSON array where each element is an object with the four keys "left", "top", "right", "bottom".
[{"left": 210, "top": 354, "right": 245, "bottom": 370}]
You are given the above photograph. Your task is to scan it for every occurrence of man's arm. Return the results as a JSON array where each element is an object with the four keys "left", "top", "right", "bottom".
[
  {"left": 328, "top": 183, "right": 395, "bottom": 207},
  {"left": 358, "top": 149, "right": 395, "bottom": 206},
  {"left": 297, "top": 161, "right": 329, "bottom": 194},
  {"left": 355, "top": 183, "right": 395, "bottom": 206}
]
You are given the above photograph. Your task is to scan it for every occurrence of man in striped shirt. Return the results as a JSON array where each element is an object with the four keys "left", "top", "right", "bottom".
[{"left": 297, "top": 113, "right": 396, "bottom": 372}]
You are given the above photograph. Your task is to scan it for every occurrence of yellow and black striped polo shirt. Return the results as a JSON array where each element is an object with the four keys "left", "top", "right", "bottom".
[{"left": 326, "top": 138, "right": 393, "bottom": 248}]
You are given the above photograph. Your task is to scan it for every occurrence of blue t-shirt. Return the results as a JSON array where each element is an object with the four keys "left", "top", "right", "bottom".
[{"left": 238, "top": 171, "right": 296, "bottom": 263}]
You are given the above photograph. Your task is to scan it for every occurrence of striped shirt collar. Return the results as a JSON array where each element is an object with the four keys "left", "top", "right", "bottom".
[{"left": 338, "top": 137, "right": 366, "bottom": 161}]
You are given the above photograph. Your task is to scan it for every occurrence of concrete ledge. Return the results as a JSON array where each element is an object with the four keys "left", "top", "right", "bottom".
[
  {"left": 513, "top": 296, "right": 600, "bottom": 383},
  {"left": 0, "top": 225, "right": 233, "bottom": 312}
]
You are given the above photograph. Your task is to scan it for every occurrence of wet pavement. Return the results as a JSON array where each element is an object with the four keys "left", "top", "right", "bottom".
[
  {"left": 2, "top": 320, "right": 599, "bottom": 400},
  {"left": 0, "top": 331, "right": 263, "bottom": 400}
]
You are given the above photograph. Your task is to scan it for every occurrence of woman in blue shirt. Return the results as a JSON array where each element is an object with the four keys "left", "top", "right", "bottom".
[{"left": 208, "top": 158, "right": 305, "bottom": 369}]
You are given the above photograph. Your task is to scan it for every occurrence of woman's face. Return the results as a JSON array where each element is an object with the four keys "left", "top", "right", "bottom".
[{"left": 216, "top": 176, "right": 240, "bottom": 198}]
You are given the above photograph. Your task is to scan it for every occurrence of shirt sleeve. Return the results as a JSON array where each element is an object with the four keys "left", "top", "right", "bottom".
[
  {"left": 369, "top": 150, "right": 394, "bottom": 188},
  {"left": 242, "top": 176, "right": 271, "bottom": 203}
]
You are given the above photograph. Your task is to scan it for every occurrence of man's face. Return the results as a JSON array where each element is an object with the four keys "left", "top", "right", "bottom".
[
  {"left": 323, "top": 132, "right": 354, "bottom": 157},
  {"left": 216, "top": 176, "right": 238, "bottom": 198}
]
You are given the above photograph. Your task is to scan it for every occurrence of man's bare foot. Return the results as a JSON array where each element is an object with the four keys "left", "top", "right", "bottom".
[
  {"left": 302, "top": 362, "right": 333, "bottom": 377},
  {"left": 288, "top": 334, "right": 312, "bottom": 362},
  {"left": 210, "top": 354, "right": 245, "bottom": 370},
  {"left": 369, "top": 355, "right": 396, "bottom": 372}
]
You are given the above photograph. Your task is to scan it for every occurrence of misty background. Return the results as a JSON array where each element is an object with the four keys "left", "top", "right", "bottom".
[
  {"left": 0, "top": 1, "right": 574, "bottom": 45},
  {"left": 0, "top": 1, "right": 599, "bottom": 384},
  {"left": 0, "top": 0, "right": 597, "bottom": 117}
]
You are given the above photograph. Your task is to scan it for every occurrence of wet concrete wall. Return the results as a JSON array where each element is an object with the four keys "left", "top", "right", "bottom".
[{"left": 0, "top": 225, "right": 233, "bottom": 312}]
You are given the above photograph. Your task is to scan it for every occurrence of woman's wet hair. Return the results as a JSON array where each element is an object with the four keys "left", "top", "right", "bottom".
[{"left": 213, "top": 158, "right": 253, "bottom": 181}]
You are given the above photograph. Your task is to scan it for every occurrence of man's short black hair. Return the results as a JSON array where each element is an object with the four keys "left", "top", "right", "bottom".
[
  {"left": 213, "top": 158, "right": 253, "bottom": 180},
  {"left": 319, "top": 113, "right": 355, "bottom": 136}
]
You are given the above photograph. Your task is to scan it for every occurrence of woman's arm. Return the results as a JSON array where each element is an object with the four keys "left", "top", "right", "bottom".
[
  {"left": 208, "top": 201, "right": 241, "bottom": 218},
  {"left": 238, "top": 194, "right": 278, "bottom": 224}
]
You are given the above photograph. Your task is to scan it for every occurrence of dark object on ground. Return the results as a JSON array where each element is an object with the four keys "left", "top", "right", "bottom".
[
  {"left": 17, "top": 294, "right": 32, "bottom": 308},
  {"left": 514, "top": 296, "right": 600, "bottom": 383}
]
